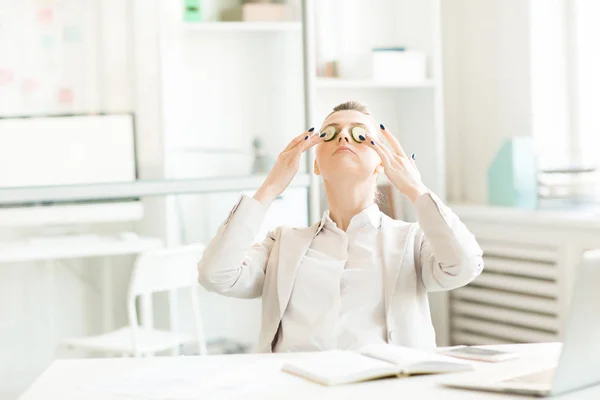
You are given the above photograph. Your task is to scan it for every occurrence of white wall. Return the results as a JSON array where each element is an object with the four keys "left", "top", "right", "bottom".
[{"left": 442, "top": 0, "right": 533, "bottom": 204}]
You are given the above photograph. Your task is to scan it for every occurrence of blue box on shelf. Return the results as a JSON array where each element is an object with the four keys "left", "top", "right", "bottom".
[{"left": 488, "top": 136, "right": 538, "bottom": 209}]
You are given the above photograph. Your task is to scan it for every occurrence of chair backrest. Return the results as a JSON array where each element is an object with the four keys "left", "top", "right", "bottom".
[
  {"left": 125, "top": 243, "right": 207, "bottom": 356},
  {"left": 128, "top": 243, "right": 205, "bottom": 298}
]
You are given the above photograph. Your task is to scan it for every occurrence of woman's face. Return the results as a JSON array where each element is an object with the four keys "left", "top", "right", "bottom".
[{"left": 314, "top": 110, "right": 382, "bottom": 181}]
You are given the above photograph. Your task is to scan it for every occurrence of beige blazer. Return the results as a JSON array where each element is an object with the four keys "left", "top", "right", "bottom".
[{"left": 198, "top": 192, "right": 483, "bottom": 353}]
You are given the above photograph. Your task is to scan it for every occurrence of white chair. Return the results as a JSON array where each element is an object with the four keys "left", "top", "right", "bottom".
[{"left": 61, "top": 244, "right": 207, "bottom": 357}]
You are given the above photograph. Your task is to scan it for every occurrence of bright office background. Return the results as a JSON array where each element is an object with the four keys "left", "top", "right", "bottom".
[{"left": 1, "top": 0, "right": 599, "bottom": 399}]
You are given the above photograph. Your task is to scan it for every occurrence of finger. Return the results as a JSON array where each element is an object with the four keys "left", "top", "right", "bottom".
[
  {"left": 366, "top": 134, "right": 392, "bottom": 167},
  {"left": 284, "top": 127, "right": 315, "bottom": 151},
  {"left": 287, "top": 127, "right": 315, "bottom": 150},
  {"left": 410, "top": 154, "right": 417, "bottom": 169},
  {"left": 379, "top": 124, "right": 408, "bottom": 158},
  {"left": 368, "top": 133, "right": 396, "bottom": 160},
  {"left": 296, "top": 130, "right": 324, "bottom": 153}
]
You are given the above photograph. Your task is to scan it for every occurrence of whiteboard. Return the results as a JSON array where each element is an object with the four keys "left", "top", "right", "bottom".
[
  {"left": 0, "top": 114, "right": 136, "bottom": 188},
  {"left": 0, "top": 0, "right": 132, "bottom": 116}
]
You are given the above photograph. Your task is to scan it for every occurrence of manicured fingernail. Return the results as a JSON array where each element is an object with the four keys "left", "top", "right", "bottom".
[
  {"left": 380, "top": 124, "right": 385, "bottom": 130},
  {"left": 320, "top": 132, "right": 326, "bottom": 138},
  {"left": 370, "top": 140, "right": 375, "bottom": 145},
  {"left": 304, "top": 135, "right": 309, "bottom": 140},
  {"left": 308, "top": 127, "right": 315, "bottom": 132},
  {"left": 359, "top": 135, "right": 365, "bottom": 141},
  {"left": 411, "top": 153, "right": 416, "bottom": 160}
]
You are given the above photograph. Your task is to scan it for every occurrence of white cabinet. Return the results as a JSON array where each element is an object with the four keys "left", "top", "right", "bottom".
[
  {"left": 159, "top": 2, "right": 306, "bottom": 179},
  {"left": 158, "top": 0, "right": 446, "bottom": 223},
  {"left": 451, "top": 205, "right": 600, "bottom": 345}
]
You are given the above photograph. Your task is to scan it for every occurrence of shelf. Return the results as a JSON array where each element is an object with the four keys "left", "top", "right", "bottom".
[
  {"left": 182, "top": 22, "right": 301, "bottom": 32},
  {"left": 450, "top": 203, "right": 600, "bottom": 230},
  {"left": 0, "top": 174, "right": 311, "bottom": 205},
  {"left": 316, "top": 78, "right": 435, "bottom": 89}
]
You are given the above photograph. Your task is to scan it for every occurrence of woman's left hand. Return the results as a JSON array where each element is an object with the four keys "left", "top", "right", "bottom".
[{"left": 367, "top": 126, "right": 429, "bottom": 203}]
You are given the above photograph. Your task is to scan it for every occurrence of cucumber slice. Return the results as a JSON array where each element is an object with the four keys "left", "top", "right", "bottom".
[
  {"left": 351, "top": 126, "right": 367, "bottom": 143},
  {"left": 321, "top": 126, "right": 337, "bottom": 142}
]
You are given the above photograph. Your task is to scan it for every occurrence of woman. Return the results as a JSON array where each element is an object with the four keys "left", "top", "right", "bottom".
[{"left": 198, "top": 101, "right": 483, "bottom": 353}]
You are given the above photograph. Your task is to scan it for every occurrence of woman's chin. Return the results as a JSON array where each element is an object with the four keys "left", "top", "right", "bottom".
[
  {"left": 320, "top": 164, "right": 375, "bottom": 181},
  {"left": 333, "top": 158, "right": 365, "bottom": 170}
]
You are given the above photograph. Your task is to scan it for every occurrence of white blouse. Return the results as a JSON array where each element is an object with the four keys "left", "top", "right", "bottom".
[{"left": 274, "top": 204, "right": 388, "bottom": 352}]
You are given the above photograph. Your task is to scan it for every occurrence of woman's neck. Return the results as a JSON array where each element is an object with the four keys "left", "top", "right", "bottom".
[{"left": 323, "top": 178, "right": 376, "bottom": 232}]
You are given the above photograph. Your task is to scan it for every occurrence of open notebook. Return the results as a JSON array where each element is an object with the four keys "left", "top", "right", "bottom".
[{"left": 282, "top": 344, "right": 473, "bottom": 386}]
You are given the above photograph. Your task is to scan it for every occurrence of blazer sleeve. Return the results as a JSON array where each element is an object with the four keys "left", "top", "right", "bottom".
[
  {"left": 413, "top": 192, "right": 484, "bottom": 292},
  {"left": 197, "top": 194, "right": 279, "bottom": 299}
]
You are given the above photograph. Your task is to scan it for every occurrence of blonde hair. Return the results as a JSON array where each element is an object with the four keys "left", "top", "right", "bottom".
[{"left": 327, "top": 100, "right": 372, "bottom": 118}]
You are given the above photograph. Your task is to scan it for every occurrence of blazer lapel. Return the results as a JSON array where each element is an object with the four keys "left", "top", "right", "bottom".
[
  {"left": 381, "top": 216, "right": 412, "bottom": 314},
  {"left": 277, "top": 223, "right": 319, "bottom": 317}
]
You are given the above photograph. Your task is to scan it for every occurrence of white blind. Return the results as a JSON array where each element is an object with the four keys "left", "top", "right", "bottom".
[
  {"left": 530, "top": 0, "right": 600, "bottom": 170},
  {"left": 530, "top": 0, "right": 569, "bottom": 170},
  {"left": 575, "top": 0, "right": 600, "bottom": 168}
]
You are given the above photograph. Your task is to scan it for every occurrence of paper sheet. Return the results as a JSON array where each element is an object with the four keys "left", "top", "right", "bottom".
[
  {"left": 84, "top": 358, "right": 294, "bottom": 400},
  {"left": 283, "top": 351, "right": 394, "bottom": 377},
  {"left": 360, "top": 344, "right": 472, "bottom": 367}
]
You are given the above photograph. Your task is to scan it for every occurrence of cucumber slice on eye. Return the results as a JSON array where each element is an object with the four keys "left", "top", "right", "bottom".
[
  {"left": 351, "top": 126, "right": 367, "bottom": 143},
  {"left": 321, "top": 126, "right": 337, "bottom": 142}
]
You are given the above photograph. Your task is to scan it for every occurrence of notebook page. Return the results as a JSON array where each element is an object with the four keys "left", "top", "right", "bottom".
[
  {"left": 359, "top": 344, "right": 472, "bottom": 374},
  {"left": 281, "top": 351, "right": 400, "bottom": 386}
]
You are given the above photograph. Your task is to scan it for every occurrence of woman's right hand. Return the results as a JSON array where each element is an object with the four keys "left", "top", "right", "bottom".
[{"left": 253, "top": 128, "right": 322, "bottom": 204}]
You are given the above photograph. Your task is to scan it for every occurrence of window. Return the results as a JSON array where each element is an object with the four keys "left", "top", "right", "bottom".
[
  {"left": 530, "top": 0, "right": 600, "bottom": 171},
  {"left": 574, "top": 0, "right": 600, "bottom": 167}
]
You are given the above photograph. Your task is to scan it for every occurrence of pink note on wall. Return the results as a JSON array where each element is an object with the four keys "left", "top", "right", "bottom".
[
  {"left": 0, "top": 69, "right": 14, "bottom": 86},
  {"left": 37, "top": 8, "right": 54, "bottom": 25},
  {"left": 57, "top": 87, "right": 74, "bottom": 104},
  {"left": 22, "top": 78, "right": 41, "bottom": 93}
]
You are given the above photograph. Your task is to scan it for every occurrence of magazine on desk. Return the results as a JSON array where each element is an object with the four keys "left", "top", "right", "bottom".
[{"left": 281, "top": 344, "right": 473, "bottom": 386}]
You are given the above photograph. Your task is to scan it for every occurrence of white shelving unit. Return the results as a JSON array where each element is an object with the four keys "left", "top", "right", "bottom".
[
  {"left": 157, "top": 0, "right": 309, "bottom": 246},
  {"left": 311, "top": 0, "right": 445, "bottom": 225}
]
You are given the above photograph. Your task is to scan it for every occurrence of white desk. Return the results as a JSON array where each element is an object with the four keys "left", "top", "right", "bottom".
[
  {"left": 18, "top": 343, "right": 600, "bottom": 399},
  {"left": 0, "top": 234, "right": 163, "bottom": 344},
  {"left": 0, "top": 234, "right": 163, "bottom": 264}
]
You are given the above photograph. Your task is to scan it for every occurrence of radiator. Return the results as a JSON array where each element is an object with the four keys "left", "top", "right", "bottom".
[{"left": 451, "top": 239, "right": 562, "bottom": 345}]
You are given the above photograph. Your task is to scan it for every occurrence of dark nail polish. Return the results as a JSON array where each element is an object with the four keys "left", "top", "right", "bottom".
[
  {"left": 411, "top": 153, "right": 416, "bottom": 160},
  {"left": 380, "top": 123, "right": 385, "bottom": 130},
  {"left": 320, "top": 132, "right": 326, "bottom": 138},
  {"left": 304, "top": 135, "right": 309, "bottom": 140},
  {"left": 370, "top": 140, "right": 375, "bottom": 145},
  {"left": 308, "top": 127, "right": 315, "bottom": 132},
  {"left": 359, "top": 135, "right": 365, "bottom": 141}
]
